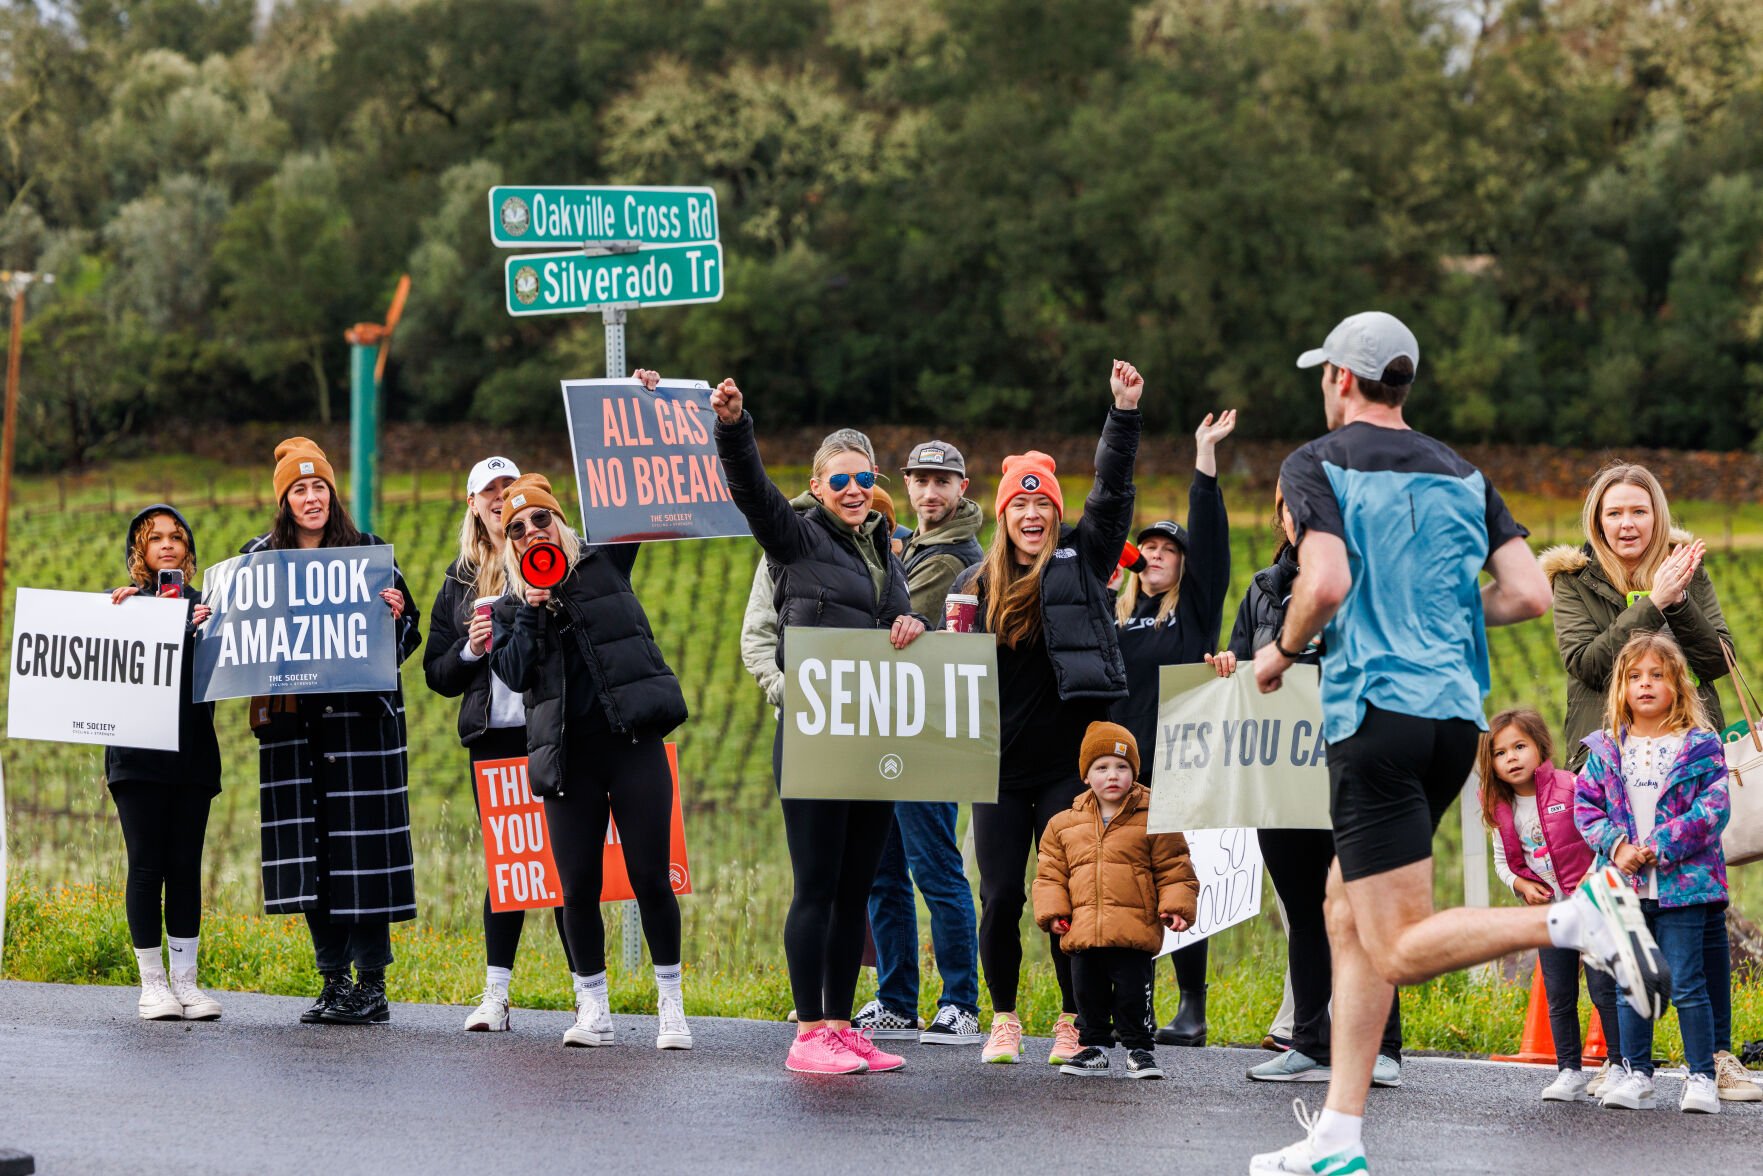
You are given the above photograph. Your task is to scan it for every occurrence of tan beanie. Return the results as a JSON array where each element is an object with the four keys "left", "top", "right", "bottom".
[
  {"left": 272, "top": 437, "right": 336, "bottom": 503},
  {"left": 502, "top": 473, "right": 566, "bottom": 522},
  {"left": 1079, "top": 721, "right": 1140, "bottom": 780}
]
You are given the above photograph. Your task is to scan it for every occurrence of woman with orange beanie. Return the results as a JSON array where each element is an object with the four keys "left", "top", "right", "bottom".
[
  {"left": 244, "top": 437, "right": 422, "bottom": 1026},
  {"left": 945, "top": 360, "right": 1146, "bottom": 1066}
]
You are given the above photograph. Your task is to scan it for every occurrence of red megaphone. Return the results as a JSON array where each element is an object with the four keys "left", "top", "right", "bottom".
[{"left": 520, "top": 541, "right": 569, "bottom": 589}]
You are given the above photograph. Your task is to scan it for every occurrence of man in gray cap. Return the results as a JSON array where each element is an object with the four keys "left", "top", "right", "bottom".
[{"left": 1247, "top": 312, "right": 1669, "bottom": 1173}]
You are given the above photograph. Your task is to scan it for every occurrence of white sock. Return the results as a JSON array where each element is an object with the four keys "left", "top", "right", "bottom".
[
  {"left": 573, "top": 971, "right": 608, "bottom": 1001},
  {"left": 1547, "top": 899, "right": 1586, "bottom": 950},
  {"left": 166, "top": 935, "right": 199, "bottom": 979},
  {"left": 1313, "top": 1109, "right": 1363, "bottom": 1154},
  {"left": 485, "top": 966, "right": 513, "bottom": 996},
  {"left": 654, "top": 963, "right": 683, "bottom": 1002},
  {"left": 134, "top": 946, "right": 166, "bottom": 984}
]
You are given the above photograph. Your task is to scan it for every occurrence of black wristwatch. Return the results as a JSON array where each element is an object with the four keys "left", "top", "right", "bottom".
[{"left": 1273, "top": 634, "right": 1306, "bottom": 660}]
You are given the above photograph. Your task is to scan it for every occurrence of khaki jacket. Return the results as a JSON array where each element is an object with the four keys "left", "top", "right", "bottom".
[{"left": 1033, "top": 783, "right": 1198, "bottom": 954}]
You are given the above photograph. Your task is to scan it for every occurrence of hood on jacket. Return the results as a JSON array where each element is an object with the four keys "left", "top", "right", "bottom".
[
  {"left": 1252, "top": 546, "right": 1300, "bottom": 602},
  {"left": 124, "top": 503, "right": 198, "bottom": 585},
  {"left": 909, "top": 498, "right": 984, "bottom": 548},
  {"left": 1540, "top": 527, "right": 1696, "bottom": 584}
]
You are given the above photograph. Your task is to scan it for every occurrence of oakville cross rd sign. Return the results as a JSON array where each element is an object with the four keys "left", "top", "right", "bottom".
[
  {"left": 504, "top": 243, "right": 725, "bottom": 317},
  {"left": 489, "top": 186, "right": 719, "bottom": 249}
]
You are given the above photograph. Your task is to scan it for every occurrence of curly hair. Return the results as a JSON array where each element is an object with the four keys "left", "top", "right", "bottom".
[{"left": 126, "top": 510, "right": 197, "bottom": 589}]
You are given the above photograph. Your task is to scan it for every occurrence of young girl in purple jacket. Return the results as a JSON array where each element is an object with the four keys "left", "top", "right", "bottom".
[
  {"left": 1479, "top": 707, "right": 1620, "bottom": 1103},
  {"left": 1575, "top": 631, "right": 1731, "bottom": 1115}
]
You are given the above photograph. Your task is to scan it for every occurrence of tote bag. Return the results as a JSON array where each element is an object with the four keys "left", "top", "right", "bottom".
[{"left": 1718, "top": 645, "right": 1763, "bottom": 867}]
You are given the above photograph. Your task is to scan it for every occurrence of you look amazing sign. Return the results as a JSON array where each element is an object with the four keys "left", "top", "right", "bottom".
[{"left": 561, "top": 378, "right": 750, "bottom": 543}]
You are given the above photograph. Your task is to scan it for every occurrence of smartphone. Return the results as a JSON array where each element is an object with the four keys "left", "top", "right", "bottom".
[{"left": 156, "top": 568, "right": 185, "bottom": 598}]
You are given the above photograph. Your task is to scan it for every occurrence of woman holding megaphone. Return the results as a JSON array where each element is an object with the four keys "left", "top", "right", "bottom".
[
  {"left": 710, "top": 374, "right": 928, "bottom": 1077},
  {"left": 244, "top": 438, "right": 421, "bottom": 1026},
  {"left": 488, "top": 390, "right": 692, "bottom": 1052}
]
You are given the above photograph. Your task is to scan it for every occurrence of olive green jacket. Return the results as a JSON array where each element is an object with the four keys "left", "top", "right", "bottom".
[{"left": 1543, "top": 533, "right": 1731, "bottom": 770}]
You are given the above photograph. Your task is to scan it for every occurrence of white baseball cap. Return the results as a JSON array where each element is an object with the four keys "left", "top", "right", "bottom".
[
  {"left": 1296, "top": 311, "right": 1420, "bottom": 384},
  {"left": 467, "top": 456, "right": 521, "bottom": 495}
]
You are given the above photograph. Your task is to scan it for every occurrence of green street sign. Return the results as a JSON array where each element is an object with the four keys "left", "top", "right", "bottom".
[
  {"left": 489, "top": 185, "right": 718, "bottom": 248},
  {"left": 504, "top": 243, "right": 724, "bottom": 316}
]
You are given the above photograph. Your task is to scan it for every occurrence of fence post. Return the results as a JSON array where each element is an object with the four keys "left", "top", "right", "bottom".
[{"left": 1460, "top": 771, "right": 1494, "bottom": 981}]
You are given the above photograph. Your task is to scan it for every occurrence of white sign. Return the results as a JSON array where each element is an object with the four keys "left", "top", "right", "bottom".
[
  {"left": 7, "top": 588, "right": 187, "bottom": 750},
  {"left": 1158, "top": 827, "right": 1265, "bottom": 954},
  {"left": 1148, "top": 663, "right": 1333, "bottom": 833}
]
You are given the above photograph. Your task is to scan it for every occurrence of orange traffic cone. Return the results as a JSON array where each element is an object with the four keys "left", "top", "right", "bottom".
[
  {"left": 1583, "top": 1008, "right": 1609, "bottom": 1063},
  {"left": 1492, "top": 961, "right": 1557, "bottom": 1064}
]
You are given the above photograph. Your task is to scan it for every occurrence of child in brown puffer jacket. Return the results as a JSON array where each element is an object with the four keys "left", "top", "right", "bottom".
[{"left": 1034, "top": 721, "right": 1199, "bottom": 1079}]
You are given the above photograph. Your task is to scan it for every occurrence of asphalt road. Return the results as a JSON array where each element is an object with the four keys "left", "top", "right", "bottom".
[{"left": 1, "top": 980, "right": 1757, "bottom": 1175}]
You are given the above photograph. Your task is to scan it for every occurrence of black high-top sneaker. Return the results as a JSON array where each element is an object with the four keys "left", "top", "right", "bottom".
[
  {"left": 1058, "top": 1046, "right": 1111, "bottom": 1077},
  {"left": 321, "top": 969, "right": 390, "bottom": 1024},
  {"left": 301, "top": 972, "right": 353, "bottom": 1024}
]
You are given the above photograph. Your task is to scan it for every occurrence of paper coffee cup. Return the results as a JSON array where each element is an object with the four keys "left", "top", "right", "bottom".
[
  {"left": 474, "top": 595, "right": 499, "bottom": 651},
  {"left": 943, "top": 593, "right": 979, "bottom": 633}
]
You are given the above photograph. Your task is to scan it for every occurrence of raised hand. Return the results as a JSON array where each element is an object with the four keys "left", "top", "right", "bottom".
[
  {"left": 632, "top": 368, "right": 662, "bottom": 391},
  {"left": 1110, "top": 359, "right": 1144, "bottom": 410},
  {"left": 1195, "top": 409, "right": 1238, "bottom": 451},
  {"left": 710, "top": 377, "right": 743, "bottom": 424}
]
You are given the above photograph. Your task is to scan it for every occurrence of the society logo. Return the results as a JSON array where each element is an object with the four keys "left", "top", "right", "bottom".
[
  {"left": 499, "top": 196, "right": 531, "bottom": 238},
  {"left": 513, "top": 265, "right": 540, "bottom": 305},
  {"left": 878, "top": 753, "right": 904, "bottom": 780}
]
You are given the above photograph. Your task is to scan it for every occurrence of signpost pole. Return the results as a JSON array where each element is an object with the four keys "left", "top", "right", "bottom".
[
  {"left": 0, "top": 271, "right": 52, "bottom": 637},
  {"left": 348, "top": 341, "right": 379, "bottom": 534},
  {"left": 603, "top": 307, "right": 627, "bottom": 379}
]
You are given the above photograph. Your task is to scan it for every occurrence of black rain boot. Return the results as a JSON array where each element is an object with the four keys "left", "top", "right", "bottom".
[
  {"left": 320, "top": 968, "right": 389, "bottom": 1025},
  {"left": 1156, "top": 987, "right": 1208, "bottom": 1047},
  {"left": 301, "top": 972, "right": 354, "bottom": 1024}
]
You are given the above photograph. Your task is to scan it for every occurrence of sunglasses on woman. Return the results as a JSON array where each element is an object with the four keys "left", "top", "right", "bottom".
[
  {"left": 825, "top": 471, "right": 876, "bottom": 492},
  {"left": 505, "top": 508, "right": 553, "bottom": 542}
]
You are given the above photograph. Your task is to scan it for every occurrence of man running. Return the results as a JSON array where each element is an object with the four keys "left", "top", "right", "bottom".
[{"left": 1248, "top": 312, "right": 1671, "bottom": 1174}]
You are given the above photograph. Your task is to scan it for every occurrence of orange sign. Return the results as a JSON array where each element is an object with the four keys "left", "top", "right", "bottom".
[{"left": 475, "top": 744, "right": 690, "bottom": 911}]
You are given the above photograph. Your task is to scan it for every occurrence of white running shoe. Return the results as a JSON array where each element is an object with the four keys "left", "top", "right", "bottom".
[
  {"left": 1681, "top": 1073, "right": 1720, "bottom": 1115},
  {"left": 656, "top": 994, "right": 693, "bottom": 1050},
  {"left": 168, "top": 971, "right": 222, "bottom": 1021},
  {"left": 1249, "top": 1100, "right": 1370, "bottom": 1174},
  {"left": 1541, "top": 1068, "right": 1592, "bottom": 1102},
  {"left": 1599, "top": 1062, "right": 1656, "bottom": 1110},
  {"left": 464, "top": 988, "right": 511, "bottom": 1032},
  {"left": 137, "top": 977, "right": 184, "bottom": 1021},
  {"left": 563, "top": 990, "right": 615, "bottom": 1047},
  {"left": 1566, "top": 868, "right": 1670, "bottom": 1020}
]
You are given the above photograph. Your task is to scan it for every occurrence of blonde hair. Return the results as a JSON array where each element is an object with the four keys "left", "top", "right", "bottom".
[
  {"left": 455, "top": 500, "right": 507, "bottom": 600},
  {"left": 501, "top": 519, "right": 584, "bottom": 596},
  {"left": 127, "top": 510, "right": 196, "bottom": 588},
  {"left": 811, "top": 436, "right": 872, "bottom": 479},
  {"left": 1582, "top": 463, "right": 1674, "bottom": 597},
  {"left": 977, "top": 526, "right": 1057, "bottom": 647},
  {"left": 1114, "top": 565, "right": 1179, "bottom": 627},
  {"left": 1604, "top": 631, "right": 1709, "bottom": 739}
]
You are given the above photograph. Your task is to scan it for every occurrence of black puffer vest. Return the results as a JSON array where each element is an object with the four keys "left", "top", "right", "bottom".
[{"left": 1225, "top": 549, "right": 1318, "bottom": 665}]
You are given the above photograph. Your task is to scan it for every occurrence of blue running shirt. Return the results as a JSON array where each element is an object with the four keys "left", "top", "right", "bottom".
[{"left": 1279, "top": 423, "right": 1528, "bottom": 743}]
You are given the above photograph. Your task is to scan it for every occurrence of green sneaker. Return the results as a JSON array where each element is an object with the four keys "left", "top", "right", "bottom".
[{"left": 1249, "top": 1100, "right": 1370, "bottom": 1174}]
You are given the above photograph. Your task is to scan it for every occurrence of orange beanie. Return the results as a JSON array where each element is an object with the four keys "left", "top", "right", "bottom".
[
  {"left": 995, "top": 451, "right": 1064, "bottom": 519},
  {"left": 272, "top": 437, "right": 336, "bottom": 503},
  {"left": 871, "top": 485, "right": 898, "bottom": 533},
  {"left": 1080, "top": 721, "right": 1140, "bottom": 780},
  {"left": 502, "top": 473, "right": 566, "bottom": 522}
]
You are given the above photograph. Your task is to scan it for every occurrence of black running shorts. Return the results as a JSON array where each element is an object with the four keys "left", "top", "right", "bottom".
[{"left": 1329, "top": 704, "right": 1483, "bottom": 882}]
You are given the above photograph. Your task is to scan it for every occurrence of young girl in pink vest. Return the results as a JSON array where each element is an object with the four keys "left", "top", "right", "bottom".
[{"left": 1479, "top": 707, "right": 1621, "bottom": 1103}]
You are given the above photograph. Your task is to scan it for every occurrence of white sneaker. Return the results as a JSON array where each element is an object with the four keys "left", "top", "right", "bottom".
[
  {"left": 656, "top": 994, "right": 693, "bottom": 1050},
  {"left": 1249, "top": 1099, "right": 1370, "bottom": 1174},
  {"left": 563, "top": 990, "right": 615, "bottom": 1047},
  {"left": 464, "top": 988, "right": 511, "bottom": 1032},
  {"left": 1567, "top": 868, "right": 1670, "bottom": 1020},
  {"left": 1541, "top": 1068, "right": 1592, "bottom": 1102},
  {"left": 1584, "top": 1059, "right": 1615, "bottom": 1098},
  {"left": 1599, "top": 1063, "right": 1656, "bottom": 1110},
  {"left": 137, "top": 977, "right": 184, "bottom": 1021},
  {"left": 168, "top": 971, "right": 222, "bottom": 1021},
  {"left": 1681, "top": 1073, "right": 1721, "bottom": 1115}
]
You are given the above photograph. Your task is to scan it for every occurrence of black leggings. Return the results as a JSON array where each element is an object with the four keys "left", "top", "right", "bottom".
[
  {"left": 772, "top": 723, "right": 894, "bottom": 1023},
  {"left": 110, "top": 781, "right": 213, "bottom": 949},
  {"left": 470, "top": 729, "right": 571, "bottom": 972},
  {"left": 541, "top": 728, "right": 681, "bottom": 975},
  {"left": 974, "top": 776, "right": 1082, "bottom": 1015},
  {"left": 1260, "top": 827, "right": 1402, "bottom": 1063}
]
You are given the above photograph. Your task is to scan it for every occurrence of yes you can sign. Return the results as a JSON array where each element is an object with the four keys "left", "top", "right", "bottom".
[
  {"left": 781, "top": 629, "right": 1000, "bottom": 803},
  {"left": 192, "top": 546, "right": 399, "bottom": 702}
]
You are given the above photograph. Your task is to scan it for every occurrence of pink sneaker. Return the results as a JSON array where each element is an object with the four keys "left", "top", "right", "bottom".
[
  {"left": 786, "top": 1026, "right": 868, "bottom": 1074},
  {"left": 1047, "top": 1013, "right": 1082, "bottom": 1065},
  {"left": 838, "top": 1027, "right": 905, "bottom": 1073}
]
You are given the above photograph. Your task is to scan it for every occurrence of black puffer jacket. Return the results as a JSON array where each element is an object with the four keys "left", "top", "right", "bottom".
[
  {"left": 1225, "top": 547, "right": 1317, "bottom": 665},
  {"left": 489, "top": 544, "right": 687, "bottom": 798},
  {"left": 103, "top": 504, "right": 222, "bottom": 795},
  {"left": 424, "top": 557, "right": 508, "bottom": 746},
  {"left": 715, "top": 411, "right": 916, "bottom": 662},
  {"left": 949, "top": 406, "right": 1142, "bottom": 700}
]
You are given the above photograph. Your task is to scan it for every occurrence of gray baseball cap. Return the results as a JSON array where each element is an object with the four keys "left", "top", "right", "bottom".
[
  {"left": 902, "top": 440, "right": 966, "bottom": 476},
  {"left": 1296, "top": 311, "right": 1420, "bottom": 384}
]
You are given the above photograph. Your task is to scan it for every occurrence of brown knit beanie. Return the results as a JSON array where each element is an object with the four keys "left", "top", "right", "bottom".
[
  {"left": 502, "top": 473, "right": 566, "bottom": 523},
  {"left": 272, "top": 437, "right": 336, "bottom": 503},
  {"left": 1079, "top": 721, "right": 1140, "bottom": 780},
  {"left": 871, "top": 485, "right": 898, "bottom": 533}
]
